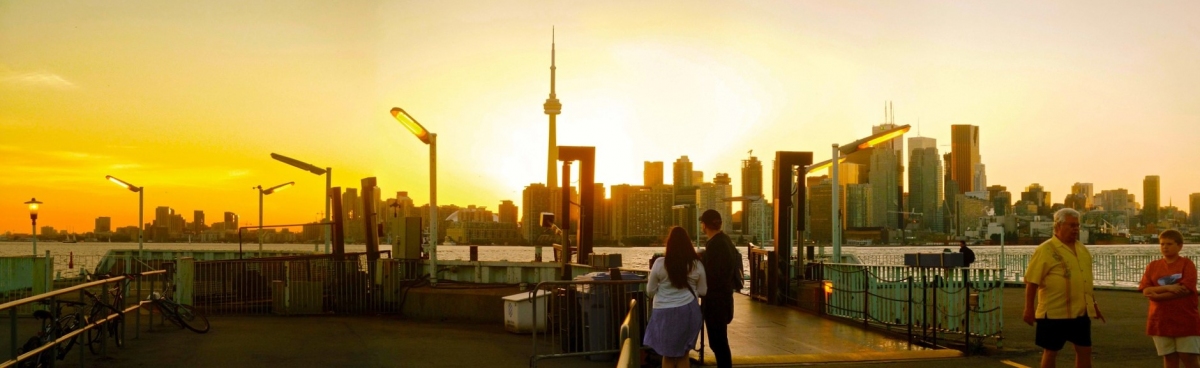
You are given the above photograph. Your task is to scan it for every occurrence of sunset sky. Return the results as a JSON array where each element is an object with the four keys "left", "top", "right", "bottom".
[{"left": 3, "top": 1, "right": 1199, "bottom": 234}]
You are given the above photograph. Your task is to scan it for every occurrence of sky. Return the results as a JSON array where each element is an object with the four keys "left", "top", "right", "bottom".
[{"left": 2, "top": 0, "right": 1199, "bottom": 234}]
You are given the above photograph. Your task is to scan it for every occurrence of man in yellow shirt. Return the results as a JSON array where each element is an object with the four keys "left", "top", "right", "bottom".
[{"left": 1024, "top": 208, "right": 1105, "bottom": 368}]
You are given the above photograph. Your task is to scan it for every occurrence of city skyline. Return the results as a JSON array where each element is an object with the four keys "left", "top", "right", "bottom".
[{"left": 4, "top": 1, "right": 1200, "bottom": 234}]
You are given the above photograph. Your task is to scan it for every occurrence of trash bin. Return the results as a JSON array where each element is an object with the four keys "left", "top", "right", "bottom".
[{"left": 573, "top": 271, "right": 645, "bottom": 361}]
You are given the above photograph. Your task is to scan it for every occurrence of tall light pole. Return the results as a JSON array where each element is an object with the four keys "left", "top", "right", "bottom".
[
  {"left": 25, "top": 198, "right": 42, "bottom": 256},
  {"left": 390, "top": 107, "right": 438, "bottom": 284},
  {"left": 106, "top": 175, "right": 144, "bottom": 267},
  {"left": 271, "top": 153, "right": 331, "bottom": 254},
  {"left": 805, "top": 124, "right": 911, "bottom": 263},
  {"left": 254, "top": 182, "right": 295, "bottom": 251}
]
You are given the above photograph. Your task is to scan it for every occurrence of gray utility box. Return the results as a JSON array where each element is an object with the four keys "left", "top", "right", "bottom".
[{"left": 904, "top": 253, "right": 965, "bottom": 268}]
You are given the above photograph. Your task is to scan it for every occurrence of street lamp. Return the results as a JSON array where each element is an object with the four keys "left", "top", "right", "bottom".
[
  {"left": 271, "top": 153, "right": 332, "bottom": 254},
  {"left": 806, "top": 124, "right": 910, "bottom": 263},
  {"left": 105, "top": 175, "right": 144, "bottom": 268},
  {"left": 24, "top": 198, "right": 42, "bottom": 256},
  {"left": 389, "top": 107, "right": 438, "bottom": 284},
  {"left": 254, "top": 182, "right": 295, "bottom": 251}
]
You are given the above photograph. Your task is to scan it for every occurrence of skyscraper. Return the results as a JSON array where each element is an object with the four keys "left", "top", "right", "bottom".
[
  {"left": 987, "top": 185, "right": 1012, "bottom": 217},
  {"left": 741, "top": 156, "right": 763, "bottom": 197},
  {"left": 1021, "top": 183, "right": 1052, "bottom": 216},
  {"left": 498, "top": 200, "right": 518, "bottom": 224},
  {"left": 609, "top": 184, "right": 635, "bottom": 242},
  {"left": 907, "top": 137, "right": 942, "bottom": 230},
  {"left": 846, "top": 184, "right": 873, "bottom": 228},
  {"left": 1144, "top": 175, "right": 1160, "bottom": 225},
  {"left": 94, "top": 217, "right": 112, "bottom": 234},
  {"left": 644, "top": 161, "right": 664, "bottom": 187},
  {"left": 673, "top": 156, "right": 696, "bottom": 205},
  {"left": 224, "top": 212, "right": 239, "bottom": 232},
  {"left": 1190, "top": 193, "right": 1200, "bottom": 227},
  {"left": 951, "top": 125, "right": 980, "bottom": 193},
  {"left": 697, "top": 173, "right": 734, "bottom": 233},
  {"left": 628, "top": 185, "right": 674, "bottom": 238},
  {"left": 1070, "top": 183, "right": 1095, "bottom": 210},
  {"left": 869, "top": 122, "right": 902, "bottom": 228},
  {"left": 521, "top": 183, "right": 553, "bottom": 243},
  {"left": 193, "top": 210, "right": 205, "bottom": 233}
]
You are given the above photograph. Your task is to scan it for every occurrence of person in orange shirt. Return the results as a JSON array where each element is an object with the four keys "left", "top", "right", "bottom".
[{"left": 1139, "top": 229, "right": 1200, "bottom": 368}]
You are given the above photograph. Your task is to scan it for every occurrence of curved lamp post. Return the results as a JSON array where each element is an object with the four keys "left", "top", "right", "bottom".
[
  {"left": 806, "top": 124, "right": 911, "bottom": 263},
  {"left": 271, "top": 153, "right": 331, "bottom": 254},
  {"left": 105, "top": 175, "right": 144, "bottom": 269},
  {"left": 254, "top": 182, "right": 295, "bottom": 251},
  {"left": 389, "top": 107, "right": 438, "bottom": 284},
  {"left": 25, "top": 198, "right": 42, "bottom": 256}
]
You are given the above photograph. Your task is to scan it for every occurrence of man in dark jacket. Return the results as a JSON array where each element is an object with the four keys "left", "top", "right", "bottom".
[
  {"left": 699, "top": 209, "right": 736, "bottom": 368},
  {"left": 960, "top": 240, "right": 976, "bottom": 267}
]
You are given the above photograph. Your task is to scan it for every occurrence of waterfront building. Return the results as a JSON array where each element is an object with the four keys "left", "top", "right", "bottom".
[
  {"left": 697, "top": 173, "right": 734, "bottom": 234},
  {"left": 1191, "top": 193, "right": 1200, "bottom": 227},
  {"left": 593, "top": 183, "right": 611, "bottom": 243},
  {"left": 1144, "top": 175, "right": 1161, "bottom": 226},
  {"left": 522, "top": 183, "right": 553, "bottom": 243},
  {"left": 809, "top": 178, "right": 836, "bottom": 242},
  {"left": 907, "top": 137, "right": 942, "bottom": 230},
  {"left": 498, "top": 200, "right": 518, "bottom": 224},
  {"left": 445, "top": 206, "right": 521, "bottom": 245},
  {"left": 846, "top": 183, "right": 873, "bottom": 228},
  {"left": 644, "top": 161, "right": 664, "bottom": 187},
  {"left": 1021, "top": 183, "right": 1052, "bottom": 216},
  {"left": 1071, "top": 183, "right": 1095, "bottom": 210},
  {"left": 609, "top": 184, "right": 635, "bottom": 242},
  {"left": 224, "top": 212, "right": 239, "bottom": 234},
  {"left": 951, "top": 124, "right": 981, "bottom": 193},
  {"left": 742, "top": 156, "right": 763, "bottom": 238},
  {"left": 628, "top": 185, "right": 674, "bottom": 238},
  {"left": 193, "top": 211, "right": 205, "bottom": 233},
  {"left": 746, "top": 197, "right": 773, "bottom": 245},
  {"left": 671, "top": 204, "right": 698, "bottom": 238},
  {"left": 673, "top": 156, "right": 697, "bottom": 205},
  {"left": 94, "top": 217, "right": 111, "bottom": 234},
  {"left": 987, "top": 185, "right": 1013, "bottom": 217}
]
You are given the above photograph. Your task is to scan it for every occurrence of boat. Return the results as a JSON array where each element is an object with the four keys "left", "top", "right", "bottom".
[{"left": 62, "top": 233, "right": 78, "bottom": 243}]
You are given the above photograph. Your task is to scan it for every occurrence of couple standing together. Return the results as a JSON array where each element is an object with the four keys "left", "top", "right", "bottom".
[{"left": 643, "top": 209, "right": 740, "bottom": 368}]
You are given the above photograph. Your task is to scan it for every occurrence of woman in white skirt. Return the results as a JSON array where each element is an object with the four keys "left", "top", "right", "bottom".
[{"left": 644, "top": 226, "right": 707, "bottom": 368}]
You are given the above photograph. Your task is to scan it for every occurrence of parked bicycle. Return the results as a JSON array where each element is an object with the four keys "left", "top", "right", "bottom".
[
  {"left": 80, "top": 276, "right": 130, "bottom": 354},
  {"left": 18, "top": 300, "right": 87, "bottom": 368},
  {"left": 145, "top": 278, "right": 209, "bottom": 333}
]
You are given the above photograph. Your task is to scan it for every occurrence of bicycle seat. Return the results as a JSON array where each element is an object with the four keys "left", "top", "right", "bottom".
[{"left": 33, "top": 310, "right": 53, "bottom": 320}]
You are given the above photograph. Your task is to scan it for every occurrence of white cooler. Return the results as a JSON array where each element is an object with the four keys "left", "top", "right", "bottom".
[{"left": 503, "top": 290, "right": 549, "bottom": 333}]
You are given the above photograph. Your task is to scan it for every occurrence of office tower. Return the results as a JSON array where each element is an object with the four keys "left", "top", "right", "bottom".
[
  {"left": 1191, "top": 193, "right": 1200, "bottom": 227},
  {"left": 809, "top": 178, "right": 836, "bottom": 243},
  {"left": 1144, "top": 175, "right": 1161, "bottom": 225},
  {"left": 869, "top": 123, "right": 902, "bottom": 228},
  {"left": 609, "top": 184, "right": 635, "bottom": 242},
  {"left": 224, "top": 212, "right": 239, "bottom": 232},
  {"left": 155, "top": 206, "right": 173, "bottom": 228},
  {"left": 741, "top": 156, "right": 763, "bottom": 197},
  {"left": 973, "top": 163, "right": 987, "bottom": 193},
  {"left": 673, "top": 156, "right": 696, "bottom": 205},
  {"left": 692, "top": 171, "right": 704, "bottom": 186},
  {"left": 628, "top": 185, "right": 674, "bottom": 237},
  {"left": 544, "top": 31, "right": 562, "bottom": 193},
  {"left": 193, "top": 211, "right": 205, "bottom": 233},
  {"left": 94, "top": 217, "right": 112, "bottom": 234},
  {"left": 1071, "top": 183, "right": 1095, "bottom": 210},
  {"left": 592, "top": 183, "right": 610, "bottom": 241},
  {"left": 697, "top": 173, "right": 734, "bottom": 234},
  {"left": 644, "top": 161, "right": 664, "bottom": 187},
  {"left": 521, "top": 183, "right": 553, "bottom": 243},
  {"left": 342, "top": 188, "right": 360, "bottom": 220},
  {"left": 951, "top": 125, "right": 980, "bottom": 193},
  {"left": 1022, "top": 183, "right": 1052, "bottom": 216},
  {"left": 499, "top": 200, "right": 518, "bottom": 224},
  {"left": 746, "top": 198, "right": 773, "bottom": 245},
  {"left": 908, "top": 137, "right": 942, "bottom": 230},
  {"left": 846, "top": 184, "right": 873, "bottom": 228},
  {"left": 987, "top": 185, "right": 1012, "bottom": 217},
  {"left": 671, "top": 205, "right": 698, "bottom": 238}
]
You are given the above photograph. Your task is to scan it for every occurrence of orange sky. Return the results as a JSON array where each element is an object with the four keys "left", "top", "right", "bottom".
[{"left": 3, "top": 0, "right": 1200, "bottom": 234}]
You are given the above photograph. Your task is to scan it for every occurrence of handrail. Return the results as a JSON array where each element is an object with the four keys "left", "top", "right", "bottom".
[
  {"left": 0, "top": 271, "right": 165, "bottom": 312},
  {"left": 617, "top": 299, "right": 641, "bottom": 368}
]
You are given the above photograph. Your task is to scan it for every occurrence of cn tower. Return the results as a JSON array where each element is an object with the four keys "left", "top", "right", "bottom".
[{"left": 543, "top": 28, "right": 561, "bottom": 191}]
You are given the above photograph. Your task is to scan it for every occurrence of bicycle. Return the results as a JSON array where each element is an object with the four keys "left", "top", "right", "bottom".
[
  {"left": 18, "top": 300, "right": 87, "bottom": 368},
  {"left": 145, "top": 278, "right": 210, "bottom": 334},
  {"left": 80, "top": 277, "right": 130, "bottom": 354}
]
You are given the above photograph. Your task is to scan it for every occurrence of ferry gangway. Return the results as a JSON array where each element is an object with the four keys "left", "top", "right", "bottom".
[{"left": 1, "top": 267, "right": 171, "bottom": 368}]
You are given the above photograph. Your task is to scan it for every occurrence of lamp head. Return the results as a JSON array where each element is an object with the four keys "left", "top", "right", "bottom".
[
  {"left": 539, "top": 212, "right": 555, "bottom": 229},
  {"left": 25, "top": 197, "right": 42, "bottom": 217},
  {"left": 270, "top": 153, "right": 327, "bottom": 175},
  {"left": 841, "top": 124, "right": 912, "bottom": 154},
  {"left": 390, "top": 107, "right": 432, "bottom": 145},
  {"left": 263, "top": 182, "right": 295, "bottom": 195},
  {"left": 105, "top": 175, "right": 142, "bottom": 192}
]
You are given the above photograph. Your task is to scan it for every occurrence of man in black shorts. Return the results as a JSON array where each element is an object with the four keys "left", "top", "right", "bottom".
[{"left": 1023, "top": 208, "right": 1104, "bottom": 368}]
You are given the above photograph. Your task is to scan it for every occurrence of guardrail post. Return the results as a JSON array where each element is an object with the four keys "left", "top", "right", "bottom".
[
  {"left": 906, "top": 276, "right": 913, "bottom": 346},
  {"left": 79, "top": 288, "right": 85, "bottom": 368},
  {"left": 963, "top": 268, "right": 971, "bottom": 356},
  {"left": 136, "top": 273, "right": 142, "bottom": 339},
  {"left": 10, "top": 308, "right": 16, "bottom": 361},
  {"left": 176, "top": 258, "right": 195, "bottom": 305}
]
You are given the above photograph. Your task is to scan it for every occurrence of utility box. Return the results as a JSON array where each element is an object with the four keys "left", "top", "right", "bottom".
[
  {"left": 588, "top": 253, "right": 623, "bottom": 269},
  {"left": 503, "top": 290, "right": 549, "bottom": 333},
  {"left": 396, "top": 217, "right": 422, "bottom": 259}
]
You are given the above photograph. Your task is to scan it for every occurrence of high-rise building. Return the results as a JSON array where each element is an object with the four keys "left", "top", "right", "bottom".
[
  {"left": 224, "top": 212, "right": 239, "bottom": 232},
  {"left": 809, "top": 178, "right": 834, "bottom": 243},
  {"left": 609, "top": 184, "right": 635, "bottom": 242},
  {"left": 973, "top": 163, "right": 987, "bottom": 193},
  {"left": 1021, "top": 183, "right": 1052, "bottom": 217},
  {"left": 1071, "top": 183, "right": 1095, "bottom": 210},
  {"left": 671, "top": 204, "right": 698, "bottom": 238},
  {"left": 987, "top": 185, "right": 1012, "bottom": 217},
  {"left": 342, "top": 188, "right": 360, "bottom": 220},
  {"left": 869, "top": 123, "right": 903, "bottom": 228},
  {"left": 154, "top": 206, "right": 173, "bottom": 228},
  {"left": 846, "top": 184, "right": 873, "bottom": 228},
  {"left": 193, "top": 211, "right": 205, "bottom": 233},
  {"left": 1190, "top": 193, "right": 1200, "bottom": 227},
  {"left": 628, "top": 185, "right": 674, "bottom": 238},
  {"left": 697, "top": 173, "right": 734, "bottom": 233},
  {"left": 741, "top": 156, "right": 763, "bottom": 197},
  {"left": 521, "top": 183, "right": 554, "bottom": 243},
  {"left": 746, "top": 198, "right": 773, "bottom": 245},
  {"left": 498, "top": 200, "right": 518, "bottom": 224},
  {"left": 907, "top": 137, "right": 942, "bottom": 230},
  {"left": 691, "top": 171, "right": 704, "bottom": 186},
  {"left": 1144, "top": 175, "right": 1161, "bottom": 225},
  {"left": 94, "top": 217, "right": 112, "bottom": 234},
  {"left": 644, "top": 161, "right": 664, "bottom": 187},
  {"left": 592, "top": 183, "right": 610, "bottom": 241},
  {"left": 951, "top": 125, "right": 980, "bottom": 193},
  {"left": 673, "top": 156, "right": 696, "bottom": 205}
]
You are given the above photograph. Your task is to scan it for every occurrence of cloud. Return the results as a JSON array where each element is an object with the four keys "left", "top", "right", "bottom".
[{"left": 0, "top": 65, "right": 78, "bottom": 90}]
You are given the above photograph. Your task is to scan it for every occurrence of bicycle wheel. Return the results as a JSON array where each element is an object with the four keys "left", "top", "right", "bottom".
[
  {"left": 109, "top": 313, "right": 125, "bottom": 347},
  {"left": 174, "top": 304, "right": 210, "bottom": 333},
  {"left": 19, "top": 336, "right": 49, "bottom": 368},
  {"left": 56, "top": 314, "right": 81, "bottom": 359},
  {"left": 86, "top": 305, "right": 120, "bottom": 354},
  {"left": 157, "top": 301, "right": 186, "bottom": 329}
]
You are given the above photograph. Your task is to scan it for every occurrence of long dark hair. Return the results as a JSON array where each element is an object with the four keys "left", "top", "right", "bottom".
[{"left": 664, "top": 226, "right": 699, "bottom": 289}]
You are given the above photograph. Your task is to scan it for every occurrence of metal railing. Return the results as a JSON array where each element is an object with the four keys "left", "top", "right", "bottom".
[
  {"left": 529, "top": 279, "right": 648, "bottom": 367},
  {"left": 616, "top": 299, "right": 641, "bottom": 368},
  {"left": 190, "top": 252, "right": 425, "bottom": 315},
  {"left": 850, "top": 252, "right": 1175, "bottom": 288},
  {"left": 818, "top": 263, "right": 1005, "bottom": 351},
  {"left": 2, "top": 268, "right": 170, "bottom": 368}
]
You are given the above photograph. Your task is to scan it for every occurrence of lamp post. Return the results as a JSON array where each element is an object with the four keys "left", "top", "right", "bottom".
[
  {"left": 25, "top": 198, "right": 42, "bottom": 256},
  {"left": 254, "top": 182, "right": 295, "bottom": 251},
  {"left": 105, "top": 176, "right": 144, "bottom": 267},
  {"left": 390, "top": 107, "right": 438, "bottom": 284},
  {"left": 271, "top": 153, "right": 331, "bottom": 254},
  {"left": 805, "top": 124, "right": 911, "bottom": 263}
]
